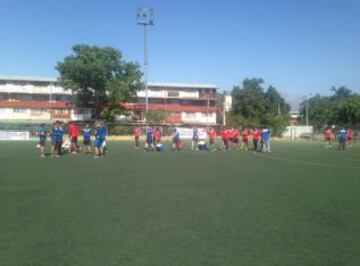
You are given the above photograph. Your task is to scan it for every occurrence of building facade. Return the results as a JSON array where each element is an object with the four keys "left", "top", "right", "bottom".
[
  {"left": 0, "top": 77, "right": 218, "bottom": 125},
  {"left": 124, "top": 82, "right": 218, "bottom": 124},
  {"left": 0, "top": 76, "right": 92, "bottom": 122}
]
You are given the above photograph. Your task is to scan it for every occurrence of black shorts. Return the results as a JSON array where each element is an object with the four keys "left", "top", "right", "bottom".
[
  {"left": 209, "top": 139, "right": 215, "bottom": 145},
  {"left": 233, "top": 138, "right": 239, "bottom": 143},
  {"left": 325, "top": 137, "right": 331, "bottom": 142},
  {"left": 39, "top": 138, "right": 46, "bottom": 146},
  {"left": 83, "top": 139, "right": 91, "bottom": 145},
  {"left": 71, "top": 137, "right": 78, "bottom": 144}
]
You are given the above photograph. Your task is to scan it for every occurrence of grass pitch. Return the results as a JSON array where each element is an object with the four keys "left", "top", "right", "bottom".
[{"left": 1, "top": 140, "right": 360, "bottom": 265}]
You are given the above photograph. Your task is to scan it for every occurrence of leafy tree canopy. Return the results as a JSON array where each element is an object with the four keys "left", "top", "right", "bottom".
[
  {"left": 229, "top": 78, "right": 290, "bottom": 136},
  {"left": 56, "top": 44, "right": 142, "bottom": 122},
  {"left": 300, "top": 86, "right": 360, "bottom": 128}
]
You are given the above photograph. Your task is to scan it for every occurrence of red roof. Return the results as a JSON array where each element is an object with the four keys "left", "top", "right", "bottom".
[{"left": 0, "top": 101, "right": 70, "bottom": 109}]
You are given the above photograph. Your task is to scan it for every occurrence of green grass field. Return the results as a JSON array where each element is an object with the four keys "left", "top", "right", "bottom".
[{"left": 1, "top": 140, "right": 360, "bottom": 266}]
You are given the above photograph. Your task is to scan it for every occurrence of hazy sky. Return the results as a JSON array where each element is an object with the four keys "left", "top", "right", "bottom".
[{"left": 1, "top": 0, "right": 359, "bottom": 109}]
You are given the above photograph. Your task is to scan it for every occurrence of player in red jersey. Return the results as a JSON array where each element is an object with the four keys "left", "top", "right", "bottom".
[
  {"left": 346, "top": 128, "right": 353, "bottom": 146},
  {"left": 324, "top": 127, "right": 332, "bottom": 148},
  {"left": 207, "top": 127, "right": 217, "bottom": 151},
  {"left": 153, "top": 127, "right": 162, "bottom": 145},
  {"left": 220, "top": 128, "right": 229, "bottom": 150},
  {"left": 227, "top": 128, "right": 234, "bottom": 146},
  {"left": 241, "top": 128, "right": 250, "bottom": 150},
  {"left": 133, "top": 126, "right": 142, "bottom": 149},
  {"left": 231, "top": 128, "right": 240, "bottom": 150},
  {"left": 251, "top": 128, "right": 260, "bottom": 151},
  {"left": 68, "top": 122, "right": 80, "bottom": 153}
]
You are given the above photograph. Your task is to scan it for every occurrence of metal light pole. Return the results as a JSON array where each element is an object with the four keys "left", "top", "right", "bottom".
[
  {"left": 137, "top": 6, "right": 154, "bottom": 121},
  {"left": 304, "top": 93, "right": 312, "bottom": 126},
  {"left": 49, "top": 82, "right": 53, "bottom": 122},
  {"left": 223, "top": 98, "right": 226, "bottom": 126},
  {"left": 207, "top": 96, "right": 210, "bottom": 130},
  {"left": 305, "top": 95, "right": 309, "bottom": 126}
]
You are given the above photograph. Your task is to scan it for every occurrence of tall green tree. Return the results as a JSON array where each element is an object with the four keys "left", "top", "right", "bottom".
[
  {"left": 299, "top": 86, "right": 360, "bottom": 128},
  {"left": 230, "top": 78, "right": 290, "bottom": 135},
  {"left": 56, "top": 44, "right": 142, "bottom": 122},
  {"left": 231, "top": 78, "right": 266, "bottom": 125}
]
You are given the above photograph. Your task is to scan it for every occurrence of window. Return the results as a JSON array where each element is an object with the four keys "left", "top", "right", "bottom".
[
  {"left": 13, "top": 108, "right": 26, "bottom": 113},
  {"left": 54, "top": 109, "right": 68, "bottom": 114},
  {"left": 166, "top": 99, "right": 180, "bottom": 105},
  {"left": 184, "top": 112, "right": 196, "bottom": 119},
  {"left": 0, "top": 93, "right": 10, "bottom": 100},
  {"left": 32, "top": 94, "right": 49, "bottom": 101},
  {"left": 32, "top": 81, "right": 49, "bottom": 87},
  {"left": 12, "top": 81, "right": 28, "bottom": 86},
  {"left": 167, "top": 91, "right": 179, "bottom": 97},
  {"left": 20, "top": 94, "right": 32, "bottom": 101},
  {"left": 149, "top": 98, "right": 165, "bottom": 104}
]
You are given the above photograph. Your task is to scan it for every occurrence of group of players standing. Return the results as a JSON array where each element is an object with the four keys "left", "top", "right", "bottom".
[
  {"left": 134, "top": 125, "right": 272, "bottom": 152},
  {"left": 323, "top": 127, "right": 354, "bottom": 150},
  {"left": 218, "top": 127, "right": 271, "bottom": 152},
  {"left": 37, "top": 121, "right": 106, "bottom": 158}
]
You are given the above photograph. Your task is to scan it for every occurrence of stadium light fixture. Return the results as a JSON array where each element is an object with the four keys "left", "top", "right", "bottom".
[{"left": 137, "top": 6, "right": 154, "bottom": 121}]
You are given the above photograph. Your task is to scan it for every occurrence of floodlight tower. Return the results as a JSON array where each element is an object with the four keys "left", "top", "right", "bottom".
[{"left": 137, "top": 6, "right": 154, "bottom": 120}]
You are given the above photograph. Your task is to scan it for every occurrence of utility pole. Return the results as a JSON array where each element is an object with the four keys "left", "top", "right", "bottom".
[
  {"left": 207, "top": 96, "right": 210, "bottom": 130},
  {"left": 137, "top": 6, "right": 154, "bottom": 121},
  {"left": 49, "top": 82, "right": 53, "bottom": 122},
  {"left": 223, "top": 94, "right": 226, "bottom": 126},
  {"left": 305, "top": 95, "right": 309, "bottom": 126}
]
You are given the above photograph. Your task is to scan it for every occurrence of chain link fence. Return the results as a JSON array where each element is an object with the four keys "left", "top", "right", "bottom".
[{"left": 4, "top": 121, "right": 358, "bottom": 142}]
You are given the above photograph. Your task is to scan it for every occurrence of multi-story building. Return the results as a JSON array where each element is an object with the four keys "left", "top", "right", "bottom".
[
  {"left": 0, "top": 76, "right": 92, "bottom": 122},
  {"left": 124, "top": 82, "right": 218, "bottom": 124},
  {"left": 0, "top": 76, "right": 218, "bottom": 125}
]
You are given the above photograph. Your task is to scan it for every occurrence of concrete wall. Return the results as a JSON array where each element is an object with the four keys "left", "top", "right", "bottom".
[{"left": 283, "top": 126, "right": 313, "bottom": 140}]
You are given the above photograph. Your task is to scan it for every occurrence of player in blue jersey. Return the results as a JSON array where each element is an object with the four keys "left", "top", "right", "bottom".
[
  {"left": 144, "top": 125, "right": 154, "bottom": 151},
  {"left": 37, "top": 123, "right": 47, "bottom": 157},
  {"left": 261, "top": 127, "right": 271, "bottom": 153},
  {"left": 172, "top": 128, "right": 181, "bottom": 151},
  {"left": 94, "top": 122, "right": 106, "bottom": 158},
  {"left": 82, "top": 123, "right": 92, "bottom": 154},
  {"left": 338, "top": 128, "right": 347, "bottom": 150},
  {"left": 50, "top": 122, "right": 61, "bottom": 157},
  {"left": 191, "top": 127, "right": 199, "bottom": 151},
  {"left": 57, "top": 121, "right": 65, "bottom": 155}
]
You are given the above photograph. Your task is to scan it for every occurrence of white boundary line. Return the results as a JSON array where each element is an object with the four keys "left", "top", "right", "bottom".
[{"left": 251, "top": 152, "right": 360, "bottom": 171}]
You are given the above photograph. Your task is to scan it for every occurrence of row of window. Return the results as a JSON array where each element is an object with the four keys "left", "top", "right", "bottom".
[
  {"left": 12, "top": 108, "right": 69, "bottom": 114},
  {"left": 148, "top": 87, "right": 216, "bottom": 94},
  {"left": 0, "top": 81, "right": 61, "bottom": 87},
  {"left": 0, "top": 93, "right": 71, "bottom": 102},
  {"left": 183, "top": 112, "right": 210, "bottom": 119},
  {"left": 137, "top": 98, "right": 216, "bottom": 106}
]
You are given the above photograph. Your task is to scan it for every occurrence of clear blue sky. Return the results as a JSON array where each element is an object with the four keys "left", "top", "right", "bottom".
[{"left": 1, "top": 0, "right": 359, "bottom": 108}]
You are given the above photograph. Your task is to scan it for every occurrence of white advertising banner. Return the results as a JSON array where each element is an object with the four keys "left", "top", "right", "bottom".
[
  {"left": 0, "top": 131, "right": 30, "bottom": 140},
  {"left": 175, "top": 127, "right": 207, "bottom": 140}
]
